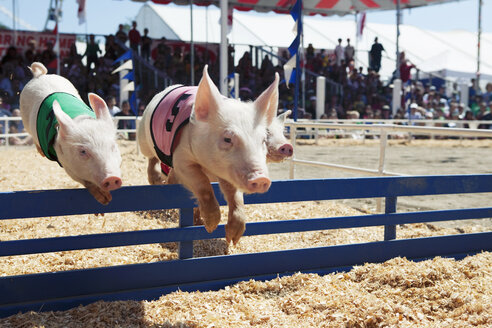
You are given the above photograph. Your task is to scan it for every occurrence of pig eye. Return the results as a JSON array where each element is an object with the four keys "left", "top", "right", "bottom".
[
  {"left": 224, "top": 137, "right": 232, "bottom": 144},
  {"left": 78, "top": 147, "right": 89, "bottom": 158}
]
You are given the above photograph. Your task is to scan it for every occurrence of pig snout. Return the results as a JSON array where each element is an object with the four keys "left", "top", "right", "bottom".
[
  {"left": 246, "top": 174, "right": 271, "bottom": 193},
  {"left": 101, "top": 176, "right": 122, "bottom": 191},
  {"left": 278, "top": 143, "right": 293, "bottom": 157}
]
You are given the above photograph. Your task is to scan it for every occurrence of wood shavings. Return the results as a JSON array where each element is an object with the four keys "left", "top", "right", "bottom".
[
  {"left": 1, "top": 140, "right": 491, "bottom": 326},
  {"left": 0, "top": 253, "right": 490, "bottom": 327}
]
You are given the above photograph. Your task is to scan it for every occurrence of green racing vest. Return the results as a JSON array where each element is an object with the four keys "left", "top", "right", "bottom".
[{"left": 36, "top": 92, "right": 96, "bottom": 162}]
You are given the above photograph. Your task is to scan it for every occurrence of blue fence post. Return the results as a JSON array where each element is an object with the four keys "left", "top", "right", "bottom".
[
  {"left": 384, "top": 196, "right": 397, "bottom": 240},
  {"left": 179, "top": 208, "right": 194, "bottom": 259}
]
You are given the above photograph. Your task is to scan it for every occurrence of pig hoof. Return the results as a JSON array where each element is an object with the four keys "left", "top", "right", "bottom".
[
  {"left": 225, "top": 221, "right": 246, "bottom": 245},
  {"left": 202, "top": 211, "right": 221, "bottom": 233},
  {"left": 91, "top": 189, "right": 112, "bottom": 205},
  {"left": 148, "top": 173, "right": 165, "bottom": 185}
]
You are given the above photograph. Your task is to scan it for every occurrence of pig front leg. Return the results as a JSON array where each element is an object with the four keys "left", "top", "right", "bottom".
[
  {"left": 167, "top": 169, "right": 203, "bottom": 225},
  {"left": 147, "top": 157, "right": 166, "bottom": 185},
  {"left": 35, "top": 144, "right": 45, "bottom": 157},
  {"left": 83, "top": 181, "right": 112, "bottom": 205},
  {"left": 174, "top": 164, "right": 221, "bottom": 233},
  {"left": 218, "top": 179, "right": 246, "bottom": 245}
]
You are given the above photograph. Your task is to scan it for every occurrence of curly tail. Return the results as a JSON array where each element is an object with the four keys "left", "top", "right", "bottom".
[{"left": 29, "top": 62, "right": 48, "bottom": 78}]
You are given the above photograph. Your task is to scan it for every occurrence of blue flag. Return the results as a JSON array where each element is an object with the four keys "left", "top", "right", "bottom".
[
  {"left": 113, "top": 50, "right": 132, "bottom": 65},
  {"left": 123, "top": 70, "right": 134, "bottom": 81}
]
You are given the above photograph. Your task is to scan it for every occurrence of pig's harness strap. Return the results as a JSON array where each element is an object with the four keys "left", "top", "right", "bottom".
[{"left": 37, "top": 92, "right": 96, "bottom": 164}]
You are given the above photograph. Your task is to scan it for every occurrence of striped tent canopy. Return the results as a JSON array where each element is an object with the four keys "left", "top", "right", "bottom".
[{"left": 147, "top": 0, "right": 457, "bottom": 16}]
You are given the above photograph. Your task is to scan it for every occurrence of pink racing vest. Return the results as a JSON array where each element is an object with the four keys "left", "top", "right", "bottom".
[{"left": 150, "top": 86, "right": 197, "bottom": 168}]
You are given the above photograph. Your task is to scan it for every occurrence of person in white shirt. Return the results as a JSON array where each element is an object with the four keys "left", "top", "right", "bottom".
[
  {"left": 106, "top": 95, "right": 121, "bottom": 116},
  {"left": 334, "top": 38, "right": 345, "bottom": 66}
]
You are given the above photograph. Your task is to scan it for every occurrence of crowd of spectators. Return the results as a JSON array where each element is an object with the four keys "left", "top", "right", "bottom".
[{"left": 1, "top": 23, "right": 492, "bottom": 145}]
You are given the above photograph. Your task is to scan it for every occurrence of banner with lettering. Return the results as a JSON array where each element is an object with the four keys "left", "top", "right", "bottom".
[{"left": 0, "top": 30, "right": 76, "bottom": 59}]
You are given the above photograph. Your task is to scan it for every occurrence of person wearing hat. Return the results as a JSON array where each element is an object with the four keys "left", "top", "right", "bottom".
[
  {"left": 423, "top": 85, "right": 437, "bottom": 105},
  {"left": 405, "top": 103, "right": 423, "bottom": 122},
  {"left": 381, "top": 104, "right": 391, "bottom": 119}
]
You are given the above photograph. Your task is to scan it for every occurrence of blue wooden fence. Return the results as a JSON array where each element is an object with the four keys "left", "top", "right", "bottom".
[{"left": 1, "top": 175, "right": 491, "bottom": 318}]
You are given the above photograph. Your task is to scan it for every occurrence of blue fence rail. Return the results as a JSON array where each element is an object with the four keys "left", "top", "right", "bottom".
[{"left": 1, "top": 175, "right": 491, "bottom": 318}]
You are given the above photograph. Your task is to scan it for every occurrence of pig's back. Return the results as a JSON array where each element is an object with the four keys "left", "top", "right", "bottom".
[
  {"left": 20, "top": 74, "right": 81, "bottom": 145},
  {"left": 138, "top": 84, "right": 184, "bottom": 159}
]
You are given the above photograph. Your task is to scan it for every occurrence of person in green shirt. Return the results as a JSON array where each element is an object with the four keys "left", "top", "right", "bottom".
[{"left": 83, "top": 34, "right": 102, "bottom": 71}]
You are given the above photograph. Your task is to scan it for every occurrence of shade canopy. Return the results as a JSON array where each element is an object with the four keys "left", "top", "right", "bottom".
[{"left": 145, "top": 0, "right": 458, "bottom": 16}]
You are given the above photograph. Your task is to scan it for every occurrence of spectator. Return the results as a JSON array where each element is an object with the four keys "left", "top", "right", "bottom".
[
  {"left": 479, "top": 103, "right": 492, "bottom": 129},
  {"left": 405, "top": 103, "right": 424, "bottom": 121},
  {"left": 0, "top": 64, "right": 15, "bottom": 99},
  {"left": 462, "top": 110, "right": 476, "bottom": 129},
  {"left": 477, "top": 101, "right": 491, "bottom": 129},
  {"left": 115, "top": 100, "right": 136, "bottom": 140},
  {"left": 369, "top": 37, "right": 385, "bottom": 73},
  {"left": 334, "top": 38, "right": 345, "bottom": 66},
  {"left": 106, "top": 96, "right": 121, "bottom": 116},
  {"left": 399, "top": 52, "right": 416, "bottom": 84},
  {"left": 115, "top": 24, "right": 128, "bottom": 44},
  {"left": 24, "top": 40, "right": 39, "bottom": 66},
  {"left": 83, "top": 34, "right": 102, "bottom": 71},
  {"left": 1, "top": 46, "right": 21, "bottom": 66},
  {"left": 344, "top": 38, "right": 354, "bottom": 64},
  {"left": 306, "top": 43, "right": 315, "bottom": 61},
  {"left": 104, "top": 34, "right": 120, "bottom": 61},
  {"left": 141, "top": 28, "right": 152, "bottom": 61},
  {"left": 483, "top": 82, "right": 492, "bottom": 103},
  {"left": 41, "top": 42, "right": 56, "bottom": 68},
  {"left": 128, "top": 21, "right": 141, "bottom": 54},
  {"left": 138, "top": 103, "right": 146, "bottom": 116},
  {"left": 381, "top": 105, "right": 392, "bottom": 119}
]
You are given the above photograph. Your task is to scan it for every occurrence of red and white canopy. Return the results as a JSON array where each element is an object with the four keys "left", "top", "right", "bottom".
[{"left": 148, "top": 0, "right": 457, "bottom": 16}]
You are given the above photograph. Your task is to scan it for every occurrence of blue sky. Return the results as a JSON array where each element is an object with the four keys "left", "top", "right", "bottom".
[{"left": 0, "top": 0, "right": 490, "bottom": 35}]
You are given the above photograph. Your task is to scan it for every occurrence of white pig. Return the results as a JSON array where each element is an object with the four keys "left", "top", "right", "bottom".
[
  {"left": 266, "top": 110, "right": 293, "bottom": 163},
  {"left": 160, "top": 109, "right": 293, "bottom": 175},
  {"left": 138, "top": 65, "right": 278, "bottom": 244},
  {"left": 20, "top": 62, "right": 122, "bottom": 205},
  {"left": 159, "top": 109, "right": 293, "bottom": 240}
]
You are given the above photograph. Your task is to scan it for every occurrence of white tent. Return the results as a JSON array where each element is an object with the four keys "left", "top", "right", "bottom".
[{"left": 136, "top": 3, "right": 492, "bottom": 84}]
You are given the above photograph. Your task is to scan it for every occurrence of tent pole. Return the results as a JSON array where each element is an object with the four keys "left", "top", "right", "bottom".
[
  {"left": 55, "top": 0, "right": 60, "bottom": 76},
  {"left": 301, "top": 13, "right": 305, "bottom": 114},
  {"left": 190, "top": 0, "right": 195, "bottom": 85},
  {"left": 12, "top": 0, "right": 16, "bottom": 46},
  {"left": 477, "top": 0, "right": 482, "bottom": 87},
  {"left": 293, "top": 0, "right": 302, "bottom": 122},
  {"left": 219, "top": 0, "right": 228, "bottom": 95},
  {"left": 354, "top": 12, "right": 357, "bottom": 65},
  {"left": 395, "top": 0, "right": 400, "bottom": 80}
]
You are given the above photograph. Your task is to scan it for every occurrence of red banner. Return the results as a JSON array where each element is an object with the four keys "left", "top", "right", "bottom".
[{"left": 0, "top": 30, "right": 76, "bottom": 59}]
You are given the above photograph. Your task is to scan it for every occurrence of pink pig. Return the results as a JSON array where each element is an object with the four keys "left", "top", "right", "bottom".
[
  {"left": 160, "top": 109, "right": 293, "bottom": 242},
  {"left": 19, "top": 62, "right": 122, "bottom": 205},
  {"left": 266, "top": 110, "right": 293, "bottom": 163},
  {"left": 137, "top": 65, "right": 278, "bottom": 243}
]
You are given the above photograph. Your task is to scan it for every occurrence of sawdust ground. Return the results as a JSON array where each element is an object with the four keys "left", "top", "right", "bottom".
[{"left": 0, "top": 139, "right": 490, "bottom": 326}]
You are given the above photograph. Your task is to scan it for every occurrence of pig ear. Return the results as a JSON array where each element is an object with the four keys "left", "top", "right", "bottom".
[
  {"left": 278, "top": 110, "right": 292, "bottom": 123},
  {"left": 254, "top": 72, "right": 279, "bottom": 125},
  {"left": 88, "top": 93, "right": 112, "bottom": 122},
  {"left": 194, "top": 65, "right": 222, "bottom": 122},
  {"left": 52, "top": 100, "right": 74, "bottom": 139}
]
